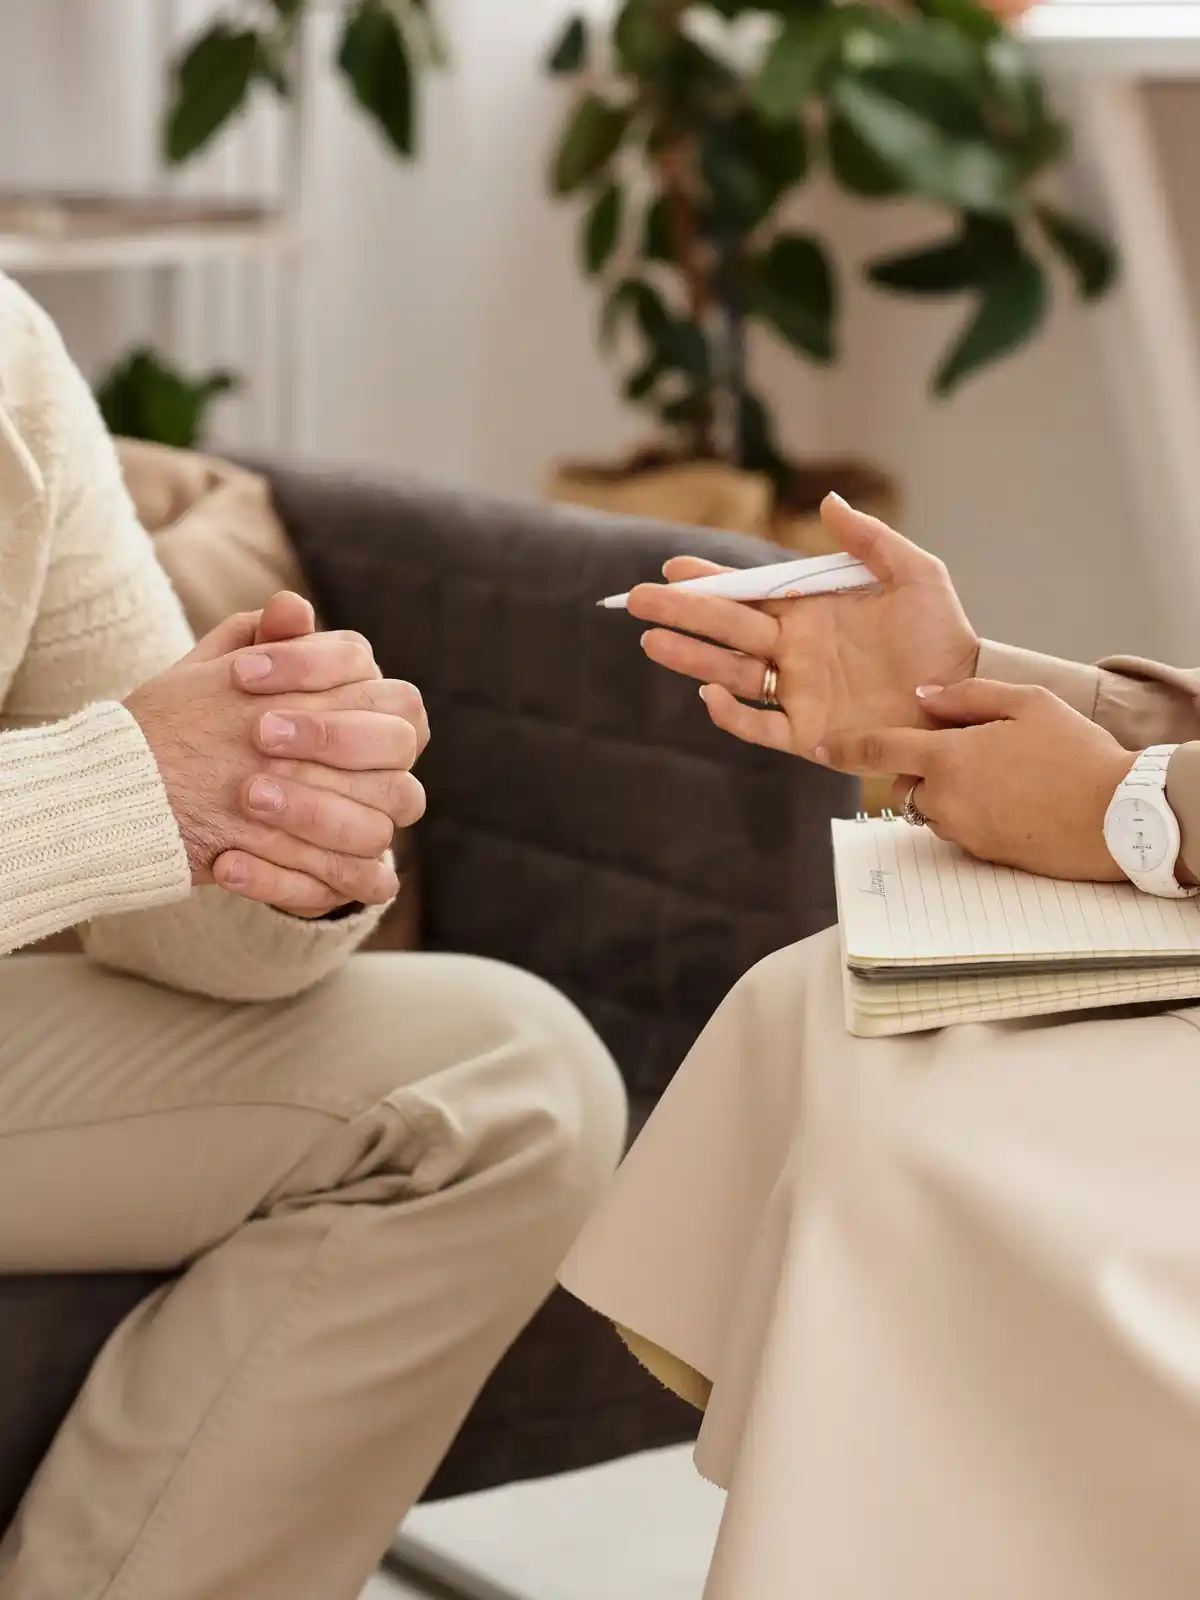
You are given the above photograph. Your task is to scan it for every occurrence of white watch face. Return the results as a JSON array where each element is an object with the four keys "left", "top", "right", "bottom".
[{"left": 1107, "top": 795, "right": 1171, "bottom": 875}]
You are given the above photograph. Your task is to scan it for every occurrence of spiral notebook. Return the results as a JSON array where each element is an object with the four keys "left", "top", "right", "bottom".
[{"left": 833, "top": 815, "right": 1200, "bottom": 1037}]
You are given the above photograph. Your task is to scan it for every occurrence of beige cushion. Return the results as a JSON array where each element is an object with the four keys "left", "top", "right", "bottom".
[{"left": 117, "top": 439, "right": 309, "bottom": 636}]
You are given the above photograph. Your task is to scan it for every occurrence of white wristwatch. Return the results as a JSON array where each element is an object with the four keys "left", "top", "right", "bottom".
[{"left": 1103, "top": 745, "right": 1199, "bottom": 898}]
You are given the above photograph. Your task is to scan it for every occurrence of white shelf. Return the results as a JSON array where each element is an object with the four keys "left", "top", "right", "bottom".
[
  {"left": 1025, "top": 2, "right": 1200, "bottom": 75},
  {"left": 0, "top": 218, "right": 296, "bottom": 275}
]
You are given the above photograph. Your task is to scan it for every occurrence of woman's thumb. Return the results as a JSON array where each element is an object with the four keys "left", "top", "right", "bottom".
[
  {"left": 916, "top": 677, "right": 1030, "bottom": 726},
  {"left": 820, "top": 494, "right": 931, "bottom": 587}
]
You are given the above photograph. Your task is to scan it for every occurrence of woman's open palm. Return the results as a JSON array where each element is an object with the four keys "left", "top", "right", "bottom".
[{"left": 629, "top": 497, "right": 980, "bottom": 757}]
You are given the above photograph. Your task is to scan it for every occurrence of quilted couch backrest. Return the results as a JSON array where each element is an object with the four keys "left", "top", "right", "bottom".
[{"left": 264, "top": 467, "right": 853, "bottom": 1101}]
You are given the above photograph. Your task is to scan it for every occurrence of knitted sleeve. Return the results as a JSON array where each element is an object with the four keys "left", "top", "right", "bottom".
[{"left": 0, "top": 277, "right": 386, "bottom": 991}]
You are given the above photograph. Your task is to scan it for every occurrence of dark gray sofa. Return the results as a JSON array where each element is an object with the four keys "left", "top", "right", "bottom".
[{"left": 0, "top": 468, "right": 852, "bottom": 1552}]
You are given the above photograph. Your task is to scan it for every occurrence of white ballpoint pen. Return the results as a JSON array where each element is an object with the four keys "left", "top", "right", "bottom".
[{"left": 597, "top": 550, "right": 878, "bottom": 610}]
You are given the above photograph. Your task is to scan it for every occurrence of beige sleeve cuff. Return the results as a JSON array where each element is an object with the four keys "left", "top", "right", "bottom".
[
  {"left": 0, "top": 701, "right": 190, "bottom": 954},
  {"left": 81, "top": 883, "right": 389, "bottom": 1003},
  {"left": 1166, "top": 744, "right": 1200, "bottom": 887},
  {"left": 975, "top": 641, "right": 1101, "bottom": 721}
]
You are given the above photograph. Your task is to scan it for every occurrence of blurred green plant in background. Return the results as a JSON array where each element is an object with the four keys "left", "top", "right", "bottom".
[
  {"left": 100, "top": 0, "right": 445, "bottom": 447},
  {"left": 546, "top": 0, "right": 1115, "bottom": 495}
]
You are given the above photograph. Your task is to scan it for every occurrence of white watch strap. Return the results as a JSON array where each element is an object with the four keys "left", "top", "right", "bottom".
[{"left": 1125, "top": 745, "right": 1175, "bottom": 791}]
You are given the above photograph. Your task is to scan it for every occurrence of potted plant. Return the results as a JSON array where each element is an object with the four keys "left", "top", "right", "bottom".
[
  {"left": 543, "top": 0, "right": 1114, "bottom": 549},
  {"left": 96, "top": 0, "right": 446, "bottom": 447}
]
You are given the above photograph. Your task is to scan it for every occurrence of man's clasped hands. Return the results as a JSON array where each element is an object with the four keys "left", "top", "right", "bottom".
[{"left": 125, "top": 592, "right": 428, "bottom": 918}]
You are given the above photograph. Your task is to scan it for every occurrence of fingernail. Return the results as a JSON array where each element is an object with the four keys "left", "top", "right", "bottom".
[
  {"left": 260, "top": 712, "right": 296, "bottom": 747},
  {"left": 814, "top": 745, "right": 829, "bottom": 764},
  {"left": 248, "top": 777, "right": 286, "bottom": 813},
  {"left": 234, "top": 652, "right": 273, "bottom": 683},
  {"left": 916, "top": 684, "right": 944, "bottom": 699},
  {"left": 699, "top": 686, "right": 710, "bottom": 703},
  {"left": 222, "top": 860, "right": 248, "bottom": 888},
  {"left": 825, "top": 492, "right": 850, "bottom": 510}
]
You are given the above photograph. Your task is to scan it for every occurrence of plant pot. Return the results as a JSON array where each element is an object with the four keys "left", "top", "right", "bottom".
[
  {"left": 546, "top": 453, "right": 774, "bottom": 537},
  {"left": 545, "top": 450, "right": 900, "bottom": 553}
]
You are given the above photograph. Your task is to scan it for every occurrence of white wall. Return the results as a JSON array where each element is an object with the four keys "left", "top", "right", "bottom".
[{"left": 0, "top": 2, "right": 1193, "bottom": 663}]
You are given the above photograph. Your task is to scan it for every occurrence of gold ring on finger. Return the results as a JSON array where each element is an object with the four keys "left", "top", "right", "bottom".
[
  {"left": 902, "top": 782, "right": 928, "bottom": 828},
  {"left": 760, "top": 661, "right": 779, "bottom": 708}
]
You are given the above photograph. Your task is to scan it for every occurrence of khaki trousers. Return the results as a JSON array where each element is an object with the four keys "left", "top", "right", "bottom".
[
  {"left": 0, "top": 952, "right": 626, "bottom": 1600},
  {"left": 562, "top": 927, "right": 1200, "bottom": 1600}
]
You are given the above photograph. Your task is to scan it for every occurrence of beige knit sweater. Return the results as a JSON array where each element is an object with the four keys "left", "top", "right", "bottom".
[{"left": 0, "top": 273, "right": 384, "bottom": 999}]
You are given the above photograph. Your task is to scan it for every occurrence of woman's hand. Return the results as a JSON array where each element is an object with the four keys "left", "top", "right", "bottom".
[
  {"left": 629, "top": 495, "right": 980, "bottom": 758},
  {"left": 818, "top": 679, "right": 1137, "bottom": 882}
]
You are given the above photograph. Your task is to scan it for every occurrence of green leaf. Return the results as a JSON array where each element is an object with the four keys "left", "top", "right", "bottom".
[
  {"left": 860, "top": 17, "right": 992, "bottom": 133},
  {"left": 860, "top": 62, "right": 987, "bottom": 141},
  {"left": 655, "top": 35, "right": 738, "bottom": 106},
  {"left": 601, "top": 278, "right": 708, "bottom": 392},
  {"left": 623, "top": 356, "right": 666, "bottom": 401},
  {"left": 600, "top": 277, "right": 669, "bottom": 351},
  {"left": 546, "top": 14, "right": 588, "bottom": 74},
  {"left": 1015, "top": 116, "right": 1068, "bottom": 181},
  {"left": 336, "top": 0, "right": 415, "bottom": 157},
  {"left": 614, "top": 0, "right": 674, "bottom": 75},
  {"left": 163, "top": 24, "right": 260, "bottom": 165},
  {"left": 1035, "top": 204, "right": 1117, "bottom": 301},
  {"left": 550, "top": 93, "right": 632, "bottom": 196},
  {"left": 583, "top": 181, "right": 623, "bottom": 276},
  {"left": 702, "top": 135, "right": 770, "bottom": 233},
  {"left": 732, "top": 109, "right": 808, "bottom": 210},
  {"left": 868, "top": 236, "right": 980, "bottom": 295},
  {"left": 934, "top": 250, "right": 1048, "bottom": 395},
  {"left": 755, "top": 12, "right": 843, "bottom": 120},
  {"left": 95, "top": 347, "right": 238, "bottom": 450},
  {"left": 983, "top": 33, "right": 1045, "bottom": 134},
  {"left": 833, "top": 77, "right": 1017, "bottom": 214},
  {"left": 750, "top": 232, "right": 837, "bottom": 362},
  {"left": 827, "top": 110, "right": 904, "bottom": 198},
  {"left": 869, "top": 214, "right": 1022, "bottom": 296},
  {"left": 642, "top": 195, "right": 673, "bottom": 262},
  {"left": 653, "top": 317, "right": 711, "bottom": 380},
  {"left": 703, "top": 105, "right": 807, "bottom": 234}
]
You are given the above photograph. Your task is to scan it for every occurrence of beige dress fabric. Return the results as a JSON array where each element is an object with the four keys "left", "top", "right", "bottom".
[
  {"left": 561, "top": 640, "right": 1200, "bottom": 1599},
  {"left": 561, "top": 931, "right": 1200, "bottom": 1600}
]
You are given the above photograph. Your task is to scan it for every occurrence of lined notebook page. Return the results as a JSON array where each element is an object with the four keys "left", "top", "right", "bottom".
[{"left": 832, "top": 818, "right": 1200, "bottom": 969}]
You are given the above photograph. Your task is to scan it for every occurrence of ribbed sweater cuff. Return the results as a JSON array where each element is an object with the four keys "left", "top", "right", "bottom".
[{"left": 1, "top": 700, "right": 190, "bottom": 951}]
